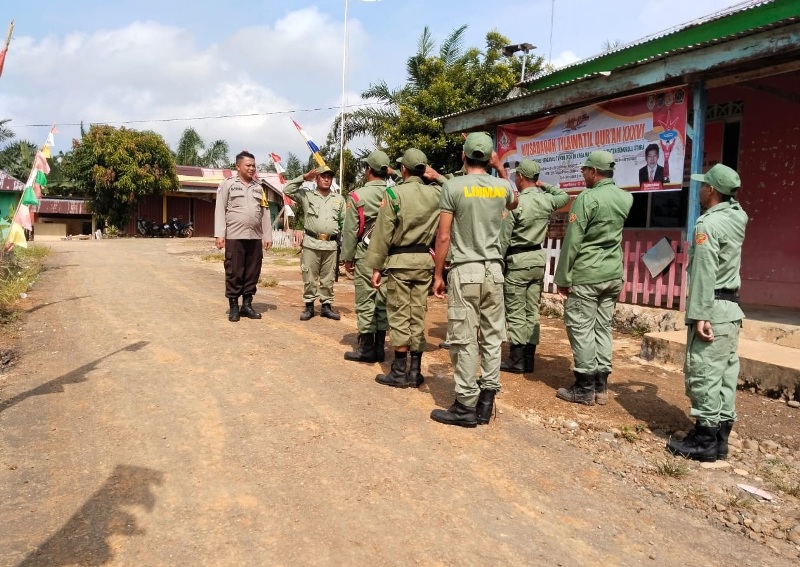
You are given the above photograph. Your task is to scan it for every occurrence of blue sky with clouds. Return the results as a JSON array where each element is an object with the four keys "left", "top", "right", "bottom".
[{"left": 1, "top": 0, "right": 742, "bottom": 165}]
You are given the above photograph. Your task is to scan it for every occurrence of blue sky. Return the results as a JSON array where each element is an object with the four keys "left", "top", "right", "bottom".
[{"left": 1, "top": 0, "right": 743, "bottom": 166}]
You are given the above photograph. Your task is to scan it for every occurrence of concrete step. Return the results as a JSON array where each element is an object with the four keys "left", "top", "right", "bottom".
[
  {"left": 640, "top": 330, "right": 800, "bottom": 400},
  {"left": 741, "top": 317, "right": 800, "bottom": 348}
]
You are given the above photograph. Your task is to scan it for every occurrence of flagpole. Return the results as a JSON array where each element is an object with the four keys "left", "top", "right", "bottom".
[
  {"left": 3, "top": 20, "right": 13, "bottom": 50},
  {"left": 339, "top": 0, "right": 349, "bottom": 194}
]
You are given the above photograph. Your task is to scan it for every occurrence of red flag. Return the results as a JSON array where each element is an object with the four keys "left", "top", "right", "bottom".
[{"left": 0, "top": 21, "right": 13, "bottom": 79}]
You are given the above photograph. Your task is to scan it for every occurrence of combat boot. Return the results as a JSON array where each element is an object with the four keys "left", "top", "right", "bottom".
[
  {"left": 228, "top": 297, "right": 240, "bottom": 322},
  {"left": 500, "top": 344, "right": 526, "bottom": 374},
  {"left": 556, "top": 371, "right": 595, "bottom": 406},
  {"left": 320, "top": 303, "right": 341, "bottom": 320},
  {"left": 375, "top": 355, "right": 409, "bottom": 388},
  {"left": 344, "top": 333, "right": 377, "bottom": 362},
  {"left": 667, "top": 422, "right": 719, "bottom": 462},
  {"left": 476, "top": 389, "right": 497, "bottom": 425},
  {"left": 716, "top": 420, "right": 734, "bottom": 460},
  {"left": 374, "top": 330, "right": 387, "bottom": 363},
  {"left": 408, "top": 351, "right": 424, "bottom": 387},
  {"left": 430, "top": 400, "right": 478, "bottom": 428},
  {"left": 300, "top": 302, "right": 315, "bottom": 321},
  {"left": 594, "top": 371, "right": 610, "bottom": 405},
  {"left": 240, "top": 295, "right": 262, "bottom": 319},
  {"left": 524, "top": 344, "right": 536, "bottom": 373}
]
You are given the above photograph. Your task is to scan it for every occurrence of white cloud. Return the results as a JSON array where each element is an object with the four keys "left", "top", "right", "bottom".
[{"left": 548, "top": 50, "right": 581, "bottom": 70}]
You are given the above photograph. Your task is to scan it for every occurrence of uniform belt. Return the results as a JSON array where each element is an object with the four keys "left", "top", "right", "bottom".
[
  {"left": 714, "top": 288, "right": 740, "bottom": 303},
  {"left": 388, "top": 244, "right": 429, "bottom": 255},
  {"left": 505, "top": 243, "right": 542, "bottom": 257},
  {"left": 305, "top": 229, "right": 338, "bottom": 241}
]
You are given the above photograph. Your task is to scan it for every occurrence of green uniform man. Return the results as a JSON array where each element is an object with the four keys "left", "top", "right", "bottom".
[
  {"left": 431, "top": 132, "right": 518, "bottom": 428},
  {"left": 284, "top": 166, "right": 345, "bottom": 321},
  {"left": 364, "top": 149, "right": 443, "bottom": 388},
  {"left": 554, "top": 150, "right": 632, "bottom": 406},
  {"left": 667, "top": 163, "right": 747, "bottom": 462},
  {"left": 500, "top": 159, "right": 570, "bottom": 374},
  {"left": 341, "top": 151, "right": 390, "bottom": 363}
]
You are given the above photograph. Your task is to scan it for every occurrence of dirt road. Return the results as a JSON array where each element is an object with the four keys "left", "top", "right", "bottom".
[{"left": 0, "top": 238, "right": 792, "bottom": 565}]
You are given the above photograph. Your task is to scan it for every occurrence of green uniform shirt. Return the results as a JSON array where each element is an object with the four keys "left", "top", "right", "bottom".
[
  {"left": 440, "top": 173, "right": 515, "bottom": 265},
  {"left": 364, "top": 176, "right": 441, "bottom": 270},
  {"left": 284, "top": 174, "right": 344, "bottom": 251},
  {"left": 686, "top": 200, "right": 748, "bottom": 323},
  {"left": 341, "top": 180, "right": 386, "bottom": 262},
  {"left": 554, "top": 178, "right": 633, "bottom": 287},
  {"left": 501, "top": 182, "right": 570, "bottom": 269}
]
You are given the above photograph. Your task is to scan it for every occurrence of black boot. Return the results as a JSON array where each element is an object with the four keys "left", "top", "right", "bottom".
[
  {"left": 667, "top": 422, "right": 719, "bottom": 462},
  {"left": 595, "top": 371, "right": 610, "bottom": 405},
  {"left": 228, "top": 297, "right": 240, "bottom": 322},
  {"left": 240, "top": 295, "right": 262, "bottom": 319},
  {"left": 500, "top": 344, "right": 526, "bottom": 374},
  {"left": 320, "top": 303, "right": 341, "bottom": 320},
  {"left": 300, "top": 302, "right": 315, "bottom": 321},
  {"left": 375, "top": 354, "right": 409, "bottom": 388},
  {"left": 556, "top": 371, "right": 595, "bottom": 406},
  {"left": 408, "top": 351, "right": 424, "bottom": 387},
  {"left": 430, "top": 400, "right": 478, "bottom": 428},
  {"left": 524, "top": 344, "right": 536, "bottom": 373},
  {"left": 374, "top": 330, "right": 387, "bottom": 363},
  {"left": 716, "top": 420, "right": 734, "bottom": 460},
  {"left": 344, "top": 333, "right": 377, "bottom": 362},
  {"left": 476, "top": 389, "right": 497, "bottom": 425}
]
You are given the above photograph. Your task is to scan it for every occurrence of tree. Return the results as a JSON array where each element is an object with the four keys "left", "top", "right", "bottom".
[
  {"left": 0, "top": 118, "right": 14, "bottom": 146},
  {"left": 174, "top": 127, "right": 230, "bottom": 167},
  {"left": 63, "top": 125, "right": 179, "bottom": 228},
  {"left": 0, "top": 140, "right": 37, "bottom": 181},
  {"left": 284, "top": 153, "right": 303, "bottom": 179}
]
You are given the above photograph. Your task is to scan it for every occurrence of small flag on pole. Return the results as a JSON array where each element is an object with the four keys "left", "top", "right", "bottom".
[
  {"left": 291, "top": 118, "right": 327, "bottom": 168},
  {"left": 269, "top": 153, "right": 287, "bottom": 185}
]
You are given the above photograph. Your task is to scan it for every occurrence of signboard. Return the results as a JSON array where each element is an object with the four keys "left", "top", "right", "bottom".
[{"left": 497, "top": 86, "right": 688, "bottom": 192}]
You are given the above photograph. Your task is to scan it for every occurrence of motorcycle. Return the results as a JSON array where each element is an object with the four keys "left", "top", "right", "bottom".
[
  {"left": 169, "top": 217, "right": 194, "bottom": 238},
  {"left": 136, "top": 218, "right": 162, "bottom": 237}
]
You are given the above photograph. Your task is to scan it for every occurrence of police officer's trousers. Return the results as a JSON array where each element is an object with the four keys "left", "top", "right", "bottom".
[
  {"left": 684, "top": 320, "right": 740, "bottom": 426},
  {"left": 446, "top": 262, "right": 506, "bottom": 407},
  {"left": 353, "top": 259, "right": 388, "bottom": 333},
  {"left": 386, "top": 268, "right": 430, "bottom": 351},
  {"left": 224, "top": 239, "right": 263, "bottom": 298},
  {"left": 301, "top": 247, "right": 337, "bottom": 304},
  {"left": 504, "top": 265, "right": 545, "bottom": 344},
  {"left": 564, "top": 279, "right": 623, "bottom": 375}
]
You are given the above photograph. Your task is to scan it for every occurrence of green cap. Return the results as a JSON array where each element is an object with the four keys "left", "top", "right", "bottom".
[
  {"left": 316, "top": 165, "right": 334, "bottom": 176},
  {"left": 511, "top": 159, "right": 541, "bottom": 179},
  {"left": 581, "top": 150, "right": 615, "bottom": 170},
  {"left": 361, "top": 150, "right": 390, "bottom": 174},
  {"left": 690, "top": 163, "right": 741, "bottom": 195},
  {"left": 464, "top": 132, "right": 493, "bottom": 162},
  {"left": 396, "top": 148, "right": 428, "bottom": 174}
]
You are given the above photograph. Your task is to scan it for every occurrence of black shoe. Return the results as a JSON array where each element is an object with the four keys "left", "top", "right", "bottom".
[
  {"left": 320, "top": 303, "right": 340, "bottom": 320},
  {"left": 375, "top": 356, "right": 410, "bottom": 388},
  {"left": 476, "top": 389, "right": 497, "bottom": 425},
  {"left": 374, "top": 330, "right": 387, "bottom": 363},
  {"left": 556, "top": 371, "right": 595, "bottom": 406},
  {"left": 716, "top": 420, "right": 734, "bottom": 460},
  {"left": 595, "top": 371, "right": 610, "bottom": 405},
  {"left": 500, "top": 343, "right": 526, "bottom": 374},
  {"left": 438, "top": 341, "right": 451, "bottom": 350},
  {"left": 228, "top": 297, "right": 240, "bottom": 322},
  {"left": 300, "top": 302, "right": 315, "bottom": 321},
  {"left": 344, "top": 333, "right": 377, "bottom": 362},
  {"left": 240, "top": 295, "right": 262, "bottom": 319},
  {"left": 524, "top": 344, "right": 536, "bottom": 373},
  {"left": 667, "top": 422, "right": 719, "bottom": 462},
  {"left": 430, "top": 400, "right": 478, "bottom": 428},
  {"left": 408, "top": 351, "right": 424, "bottom": 387}
]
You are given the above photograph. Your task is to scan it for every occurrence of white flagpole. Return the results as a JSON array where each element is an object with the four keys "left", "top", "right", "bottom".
[{"left": 339, "top": 0, "right": 349, "bottom": 194}]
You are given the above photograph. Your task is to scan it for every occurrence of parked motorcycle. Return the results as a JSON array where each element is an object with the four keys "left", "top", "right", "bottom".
[
  {"left": 136, "top": 218, "right": 162, "bottom": 238},
  {"left": 169, "top": 217, "right": 194, "bottom": 238}
]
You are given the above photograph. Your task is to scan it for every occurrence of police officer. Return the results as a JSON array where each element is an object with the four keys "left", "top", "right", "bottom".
[
  {"left": 500, "top": 160, "right": 570, "bottom": 374},
  {"left": 554, "top": 150, "right": 632, "bottom": 405},
  {"left": 667, "top": 164, "right": 747, "bottom": 462},
  {"left": 214, "top": 150, "right": 273, "bottom": 322},
  {"left": 284, "top": 166, "right": 344, "bottom": 320},
  {"left": 431, "top": 132, "right": 518, "bottom": 427},
  {"left": 364, "top": 149, "right": 443, "bottom": 388},
  {"left": 341, "top": 151, "right": 390, "bottom": 363}
]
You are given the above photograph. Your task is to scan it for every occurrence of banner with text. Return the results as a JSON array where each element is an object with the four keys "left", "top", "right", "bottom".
[{"left": 496, "top": 86, "right": 687, "bottom": 192}]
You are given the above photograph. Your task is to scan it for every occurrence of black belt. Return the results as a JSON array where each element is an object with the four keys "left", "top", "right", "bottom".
[
  {"left": 305, "top": 229, "right": 338, "bottom": 241},
  {"left": 506, "top": 243, "right": 542, "bottom": 257},
  {"left": 714, "top": 288, "right": 740, "bottom": 303},
  {"left": 388, "top": 245, "right": 429, "bottom": 255}
]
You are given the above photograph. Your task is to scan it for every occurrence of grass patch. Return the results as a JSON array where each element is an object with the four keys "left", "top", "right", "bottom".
[
  {"left": 727, "top": 493, "right": 758, "bottom": 512},
  {"left": 628, "top": 322, "right": 652, "bottom": 339},
  {"left": 654, "top": 459, "right": 690, "bottom": 479},
  {"left": 619, "top": 425, "right": 639, "bottom": 443},
  {"left": 201, "top": 252, "right": 224, "bottom": 262},
  {"left": 757, "top": 458, "right": 799, "bottom": 496},
  {"left": 0, "top": 245, "right": 50, "bottom": 322},
  {"left": 259, "top": 276, "right": 278, "bottom": 288},
  {"left": 270, "top": 246, "right": 299, "bottom": 257},
  {"left": 271, "top": 258, "right": 296, "bottom": 266}
]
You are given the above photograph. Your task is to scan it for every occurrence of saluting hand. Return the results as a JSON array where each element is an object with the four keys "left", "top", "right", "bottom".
[{"left": 302, "top": 170, "right": 318, "bottom": 182}]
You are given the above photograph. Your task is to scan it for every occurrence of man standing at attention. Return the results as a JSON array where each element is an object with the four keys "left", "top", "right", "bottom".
[
  {"left": 500, "top": 159, "right": 570, "bottom": 374},
  {"left": 364, "top": 149, "right": 443, "bottom": 388},
  {"left": 341, "top": 151, "right": 391, "bottom": 363},
  {"left": 667, "top": 164, "right": 747, "bottom": 462},
  {"left": 284, "top": 166, "right": 344, "bottom": 321},
  {"left": 554, "top": 150, "right": 632, "bottom": 406},
  {"left": 214, "top": 150, "right": 273, "bottom": 322},
  {"left": 431, "top": 132, "right": 517, "bottom": 427}
]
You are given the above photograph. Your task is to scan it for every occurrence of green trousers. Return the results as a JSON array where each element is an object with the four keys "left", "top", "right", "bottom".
[
  {"left": 353, "top": 259, "right": 387, "bottom": 333},
  {"left": 301, "top": 247, "right": 337, "bottom": 304},
  {"left": 504, "top": 265, "right": 545, "bottom": 344},
  {"left": 446, "top": 262, "right": 506, "bottom": 407},
  {"left": 563, "top": 279, "right": 623, "bottom": 375},
  {"left": 684, "top": 321, "right": 741, "bottom": 426},
  {"left": 386, "top": 268, "right": 430, "bottom": 351}
]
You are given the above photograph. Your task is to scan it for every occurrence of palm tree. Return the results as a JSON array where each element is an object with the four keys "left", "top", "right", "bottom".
[
  {"left": 0, "top": 140, "right": 37, "bottom": 181},
  {"left": 174, "top": 127, "right": 229, "bottom": 167},
  {"left": 0, "top": 118, "right": 14, "bottom": 146}
]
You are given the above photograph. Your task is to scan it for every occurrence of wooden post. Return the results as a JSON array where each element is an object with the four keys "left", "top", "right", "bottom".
[{"left": 687, "top": 82, "right": 707, "bottom": 234}]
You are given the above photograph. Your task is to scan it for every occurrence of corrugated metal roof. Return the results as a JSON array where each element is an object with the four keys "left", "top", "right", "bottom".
[
  {"left": 0, "top": 169, "right": 24, "bottom": 192},
  {"left": 38, "top": 198, "right": 89, "bottom": 215}
]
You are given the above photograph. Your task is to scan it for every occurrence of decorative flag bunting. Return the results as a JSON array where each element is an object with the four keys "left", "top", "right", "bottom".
[
  {"left": 269, "top": 153, "right": 287, "bottom": 185},
  {"left": 290, "top": 118, "right": 327, "bottom": 168},
  {"left": 21, "top": 186, "right": 39, "bottom": 206},
  {"left": 13, "top": 204, "right": 32, "bottom": 231}
]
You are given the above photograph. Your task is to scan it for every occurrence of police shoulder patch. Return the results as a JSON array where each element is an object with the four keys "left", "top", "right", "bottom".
[
  {"left": 568, "top": 213, "right": 577, "bottom": 223},
  {"left": 695, "top": 233, "right": 708, "bottom": 245}
]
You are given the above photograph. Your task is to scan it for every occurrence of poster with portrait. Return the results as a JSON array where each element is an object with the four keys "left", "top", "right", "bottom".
[{"left": 496, "top": 86, "right": 687, "bottom": 193}]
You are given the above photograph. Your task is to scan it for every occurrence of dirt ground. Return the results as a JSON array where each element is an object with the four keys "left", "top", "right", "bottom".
[{"left": 0, "top": 237, "right": 798, "bottom": 566}]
